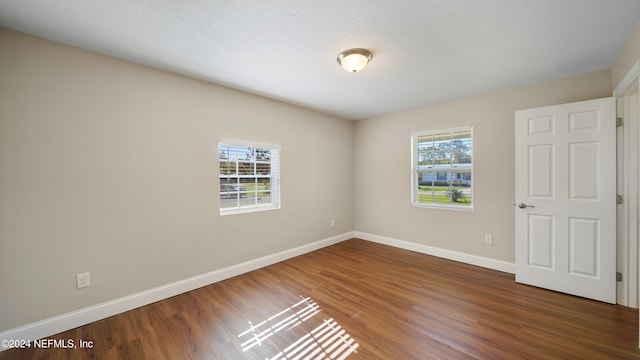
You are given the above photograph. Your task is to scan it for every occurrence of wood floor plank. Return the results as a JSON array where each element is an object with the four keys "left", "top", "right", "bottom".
[{"left": 1, "top": 239, "right": 638, "bottom": 359}]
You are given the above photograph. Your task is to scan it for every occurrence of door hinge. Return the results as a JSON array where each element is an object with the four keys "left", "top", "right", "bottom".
[
  {"left": 617, "top": 117, "right": 624, "bottom": 127},
  {"left": 617, "top": 194, "right": 624, "bottom": 205},
  {"left": 617, "top": 272, "right": 623, "bottom": 282}
]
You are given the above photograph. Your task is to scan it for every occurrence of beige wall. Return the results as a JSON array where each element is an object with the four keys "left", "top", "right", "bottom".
[
  {"left": 354, "top": 70, "right": 612, "bottom": 263},
  {"left": 612, "top": 22, "right": 640, "bottom": 88},
  {"left": 0, "top": 28, "right": 354, "bottom": 331}
]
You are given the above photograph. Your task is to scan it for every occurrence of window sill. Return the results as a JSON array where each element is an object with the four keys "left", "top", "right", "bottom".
[
  {"left": 412, "top": 202, "right": 473, "bottom": 212},
  {"left": 220, "top": 204, "right": 280, "bottom": 216}
]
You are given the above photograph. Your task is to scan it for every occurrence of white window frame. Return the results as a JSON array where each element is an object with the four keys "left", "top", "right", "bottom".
[
  {"left": 411, "top": 126, "right": 473, "bottom": 210},
  {"left": 219, "top": 140, "right": 281, "bottom": 216}
]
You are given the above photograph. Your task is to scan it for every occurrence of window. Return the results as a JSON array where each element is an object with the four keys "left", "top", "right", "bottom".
[
  {"left": 219, "top": 141, "right": 280, "bottom": 215},
  {"left": 412, "top": 126, "right": 472, "bottom": 209}
]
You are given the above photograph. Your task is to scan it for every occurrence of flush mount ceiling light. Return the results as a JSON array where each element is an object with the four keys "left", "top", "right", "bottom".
[{"left": 337, "top": 48, "right": 373, "bottom": 74}]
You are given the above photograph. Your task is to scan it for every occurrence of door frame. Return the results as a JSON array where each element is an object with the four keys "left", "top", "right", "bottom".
[{"left": 614, "top": 61, "right": 640, "bottom": 308}]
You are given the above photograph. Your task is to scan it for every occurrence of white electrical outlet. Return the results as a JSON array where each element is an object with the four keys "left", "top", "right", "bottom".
[
  {"left": 76, "top": 272, "right": 90, "bottom": 289},
  {"left": 330, "top": 219, "right": 335, "bottom": 228},
  {"left": 484, "top": 235, "right": 493, "bottom": 245}
]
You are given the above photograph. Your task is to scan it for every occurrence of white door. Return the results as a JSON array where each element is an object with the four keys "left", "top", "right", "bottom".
[{"left": 515, "top": 97, "right": 616, "bottom": 303}]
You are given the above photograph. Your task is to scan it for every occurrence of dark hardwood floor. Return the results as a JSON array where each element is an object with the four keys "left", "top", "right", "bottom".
[{"left": 1, "top": 239, "right": 638, "bottom": 359}]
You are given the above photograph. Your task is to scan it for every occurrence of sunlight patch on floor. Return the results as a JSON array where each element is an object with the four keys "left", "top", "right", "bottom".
[
  {"left": 237, "top": 295, "right": 359, "bottom": 359},
  {"left": 269, "top": 317, "right": 359, "bottom": 360}
]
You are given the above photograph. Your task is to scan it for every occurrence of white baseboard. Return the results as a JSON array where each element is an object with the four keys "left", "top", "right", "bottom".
[
  {"left": 0, "top": 232, "right": 354, "bottom": 349},
  {"left": 354, "top": 231, "right": 515, "bottom": 274}
]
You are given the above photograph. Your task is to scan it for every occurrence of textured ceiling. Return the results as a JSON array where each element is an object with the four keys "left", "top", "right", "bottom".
[{"left": 1, "top": 1, "right": 639, "bottom": 120}]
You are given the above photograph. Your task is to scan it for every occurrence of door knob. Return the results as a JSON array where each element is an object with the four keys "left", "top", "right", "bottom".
[{"left": 517, "top": 202, "right": 535, "bottom": 209}]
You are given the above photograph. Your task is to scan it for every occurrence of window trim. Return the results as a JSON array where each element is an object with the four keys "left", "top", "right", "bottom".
[
  {"left": 219, "top": 140, "right": 281, "bottom": 216},
  {"left": 411, "top": 126, "right": 473, "bottom": 211}
]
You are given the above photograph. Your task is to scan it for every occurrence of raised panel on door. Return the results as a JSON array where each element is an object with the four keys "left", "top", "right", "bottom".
[
  {"left": 569, "top": 110, "right": 600, "bottom": 132},
  {"left": 569, "top": 217, "right": 600, "bottom": 278},
  {"left": 569, "top": 142, "right": 599, "bottom": 200},
  {"left": 528, "top": 214, "right": 555, "bottom": 269},
  {"left": 528, "top": 115, "right": 555, "bottom": 135},
  {"left": 528, "top": 145, "right": 555, "bottom": 199}
]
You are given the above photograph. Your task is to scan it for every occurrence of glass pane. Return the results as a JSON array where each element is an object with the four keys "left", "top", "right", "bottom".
[
  {"left": 219, "top": 145, "right": 237, "bottom": 176},
  {"left": 417, "top": 134, "right": 434, "bottom": 167},
  {"left": 220, "top": 145, "right": 238, "bottom": 161},
  {"left": 256, "top": 178, "right": 271, "bottom": 193},
  {"left": 254, "top": 148, "right": 271, "bottom": 161},
  {"left": 258, "top": 191, "right": 272, "bottom": 205},
  {"left": 239, "top": 192, "right": 257, "bottom": 207},
  {"left": 434, "top": 177, "right": 452, "bottom": 205},
  {"left": 452, "top": 130, "right": 472, "bottom": 166},
  {"left": 238, "top": 146, "right": 254, "bottom": 162},
  {"left": 433, "top": 132, "right": 451, "bottom": 166},
  {"left": 450, "top": 172, "right": 472, "bottom": 206},
  {"left": 256, "top": 162, "right": 271, "bottom": 175},
  {"left": 220, "top": 181, "right": 241, "bottom": 208},
  {"left": 237, "top": 161, "right": 255, "bottom": 175},
  {"left": 219, "top": 145, "right": 229, "bottom": 160},
  {"left": 219, "top": 160, "right": 234, "bottom": 175},
  {"left": 417, "top": 170, "right": 435, "bottom": 204},
  {"left": 220, "top": 178, "right": 240, "bottom": 187}
]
